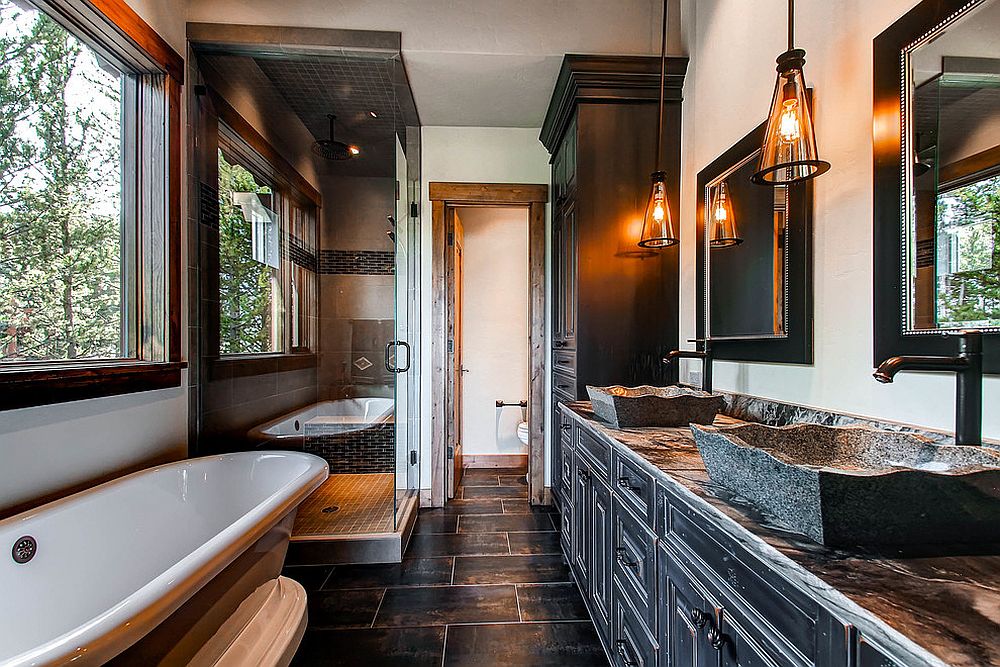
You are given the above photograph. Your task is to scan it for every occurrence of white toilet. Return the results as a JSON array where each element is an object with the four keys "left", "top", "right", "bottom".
[{"left": 516, "top": 421, "right": 530, "bottom": 445}]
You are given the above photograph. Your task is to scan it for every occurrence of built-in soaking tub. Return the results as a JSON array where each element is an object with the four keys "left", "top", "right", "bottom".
[
  {"left": 249, "top": 399, "right": 396, "bottom": 474},
  {"left": 0, "top": 451, "right": 328, "bottom": 666}
]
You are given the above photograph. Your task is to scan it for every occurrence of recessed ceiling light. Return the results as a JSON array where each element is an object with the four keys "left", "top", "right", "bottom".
[
  {"left": 349, "top": 146, "right": 361, "bottom": 156},
  {"left": 368, "top": 111, "right": 378, "bottom": 118}
]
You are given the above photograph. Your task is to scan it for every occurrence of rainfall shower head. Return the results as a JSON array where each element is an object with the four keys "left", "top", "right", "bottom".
[{"left": 312, "top": 114, "right": 360, "bottom": 161}]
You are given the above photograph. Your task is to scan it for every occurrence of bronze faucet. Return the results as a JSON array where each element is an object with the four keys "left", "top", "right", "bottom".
[
  {"left": 664, "top": 339, "right": 713, "bottom": 393},
  {"left": 873, "top": 330, "right": 983, "bottom": 446}
]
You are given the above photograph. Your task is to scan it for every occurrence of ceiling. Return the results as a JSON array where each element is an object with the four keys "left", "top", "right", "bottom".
[
  {"left": 200, "top": 51, "right": 406, "bottom": 177},
  {"left": 185, "top": 0, "right": 683, "bottom": 128}
]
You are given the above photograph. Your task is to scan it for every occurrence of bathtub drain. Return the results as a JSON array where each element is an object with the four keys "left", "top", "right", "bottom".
[
  {"left": 322, "top": 506, "right": 340, "bottom": 513},
  {"left": 12, "top": 535, "right": 36, "bottom": 564}
]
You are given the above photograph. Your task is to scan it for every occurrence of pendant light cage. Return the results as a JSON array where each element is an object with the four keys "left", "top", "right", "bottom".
[
  {"left": 709, "top": 180, "right": 742, "bottom": 248},
  {"left": 751, "top": 0, "right": 829, "bottom": 185},
  {"left": 638, "top": 0, "right": 680, "bottom": 249}
]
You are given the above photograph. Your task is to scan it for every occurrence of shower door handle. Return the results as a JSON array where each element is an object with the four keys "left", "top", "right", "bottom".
[{"left": 385, "top": 340, "right": 411, "bottom": 373}]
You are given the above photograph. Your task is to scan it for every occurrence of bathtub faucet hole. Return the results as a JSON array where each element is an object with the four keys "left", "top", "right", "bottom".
[
  {"left": 321, "top": 506, "right": 340, "bottom": 514},
  {"left": 12, "top": 535, "right": 36, "bottom": 564}
]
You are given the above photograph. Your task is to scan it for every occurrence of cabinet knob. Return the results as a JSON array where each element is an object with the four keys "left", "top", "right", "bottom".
[
  {"left": 617, "top": 476, "right": 641, "bottom": 493},
  {"left": 689, "top": 608, "right": 710, "bottom": 629},
  {"left": 615, "top": 640, "right": 637, "bottom": 666},
  {"left": 615, "top": 547, "right": 638, "bottom": 568},
  {"left": 707, "top": 626, "right": 727, "bottom": 650}
]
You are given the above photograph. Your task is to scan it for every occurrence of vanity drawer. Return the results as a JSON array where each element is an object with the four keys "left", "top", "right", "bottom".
[
  {"left": 613, "top": 450, "right": 656, "bottom": 527},
  {"left": 578, "top": 427, "right": 612, "bottom": 483},
  {"left": 856, "top": 635, "right": 906, "bottom": 667},
  {"left": 664, "top": 497, "right": 820, "bottom": 663},
  {"left": 557, "top": 406, "right": 575, "bottom": 445},
  {"left": 612, "top": 497, "right": 658, "bottom": 636},
  {"left": 553, "top": 369, "right": 577, "bottom": 397},
  {"left": 613, "top": 594, "right": 657, "bottom": 667},
  {"left": 560, "top": 443, "right": 574, "bottom": 496},
  {"left": 553, "top": 348, "right": 577, "bottom": 374}
]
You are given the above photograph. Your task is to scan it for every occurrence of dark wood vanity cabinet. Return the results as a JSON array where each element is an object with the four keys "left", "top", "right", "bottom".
[
  {"left": 556, "top": 406, "right": 938, "bottom": 667},
  {"left": 542, "top": 55, "right": 685, "bottom": 410}
]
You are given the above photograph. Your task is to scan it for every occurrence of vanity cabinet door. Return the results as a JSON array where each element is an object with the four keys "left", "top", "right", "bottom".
[
  {"left": 660, "top": 543, "right": 721, "bottom": 667},
  {"left": 552, "top": 205, "right": 565, "bottom": 344},
  {"left": 572, "top": 452, "right": 592, "bottom": 588},
  {"left": 561, "top": 202, "right": 577, "bottom": 350},
  {"left": 591, "top": 473, "right": 614, "bottom": 646}
]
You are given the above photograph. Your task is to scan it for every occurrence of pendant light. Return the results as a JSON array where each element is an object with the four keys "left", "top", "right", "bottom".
[
  {"left": 709, "top": 181, "right": 742, "bottom": 248},
  {"left": 751, "top": 0, "right": 830, "bottom": 185},
  {"left": 637, "top": 0, "right": 679, "bottom": 249}
]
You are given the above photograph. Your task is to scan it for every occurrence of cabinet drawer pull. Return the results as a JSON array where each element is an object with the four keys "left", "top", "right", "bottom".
[
  {"left": 615, "top": 640, "right": 637, "bottom": 666},
  {"left": 615, "top": 547, "right": 638, "bottom": 568},
  {"left": 689, "top": 608, "right": 710, "bottom": 629},
  {"left": 707, "top": 626, "right": 727, "bottom": 650},
  {"left": 560, "top": 423, "right": 572, "bottom": 431},
  {"left": 617, "top": 475, "right": 642, "bottom": 494}
]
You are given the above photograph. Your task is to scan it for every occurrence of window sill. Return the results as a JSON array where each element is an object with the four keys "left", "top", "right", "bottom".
[
  {"left": 0, "top": 361, "right": 186, "bottom": 411},
  {"left": 209, "top": 352, "right": 317, "bottom": 379}
]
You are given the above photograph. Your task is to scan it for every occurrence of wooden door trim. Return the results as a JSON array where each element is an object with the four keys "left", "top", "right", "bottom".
[{"left": 430, "top": 182, "right": 549, "bottom": 507}]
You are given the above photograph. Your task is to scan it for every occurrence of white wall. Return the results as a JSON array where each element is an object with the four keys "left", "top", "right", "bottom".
[
  {"left": 0, "top": 0, "right": 189, "bottom": 514},
  {"left": 678, "top": 0, "right": 1000, "bottom": 438},
  {"left": 419, "top": 127, "right": 550, "bottom": 492},
  {"left": 458, "top": 207, "right": 530, "bottom": 456}
]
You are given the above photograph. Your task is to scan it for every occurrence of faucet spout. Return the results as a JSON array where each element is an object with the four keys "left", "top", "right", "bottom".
[
  {"left": 664, "top": 340, "right": 713, "bottom": 393},
  {"left": 872, "top": 331, "right": 982, "bottom": 446}
]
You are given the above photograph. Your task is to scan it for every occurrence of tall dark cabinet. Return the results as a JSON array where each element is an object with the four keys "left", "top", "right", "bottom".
[{"left": 542, "top": 55, "right": 687, "bottom": 469}]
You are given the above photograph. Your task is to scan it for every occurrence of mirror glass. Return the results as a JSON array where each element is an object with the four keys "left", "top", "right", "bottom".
[
  {"left": 705, "top": 152, "right": 789, "bottom": 339},
  {"left": 906, "top": 0, "right": 1000, "bottom": 331}
]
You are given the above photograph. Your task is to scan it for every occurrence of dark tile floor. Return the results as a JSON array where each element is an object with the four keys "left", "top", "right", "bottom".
[{"left": 285, "top": 466, "right": 608, "bottom": 666}]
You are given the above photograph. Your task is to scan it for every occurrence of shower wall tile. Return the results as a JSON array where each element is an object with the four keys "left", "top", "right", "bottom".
[{"left": 319, "top": 249, "right": 394, "bottom": 275}]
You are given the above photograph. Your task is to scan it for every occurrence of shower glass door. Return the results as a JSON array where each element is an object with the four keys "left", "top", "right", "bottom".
[{"left": 391, "top": 79, "right": 421, "bottom": 527}]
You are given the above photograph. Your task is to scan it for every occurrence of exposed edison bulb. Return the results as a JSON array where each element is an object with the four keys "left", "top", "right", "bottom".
[
  {"left": 778, "top": 98, "right": 801, "bottom": 143},
  {"left": 652, "top": 183, "right": 666, "bottom": 222},
  {"left": 713, "top": 198, "right": 728, "bottom": 222}
]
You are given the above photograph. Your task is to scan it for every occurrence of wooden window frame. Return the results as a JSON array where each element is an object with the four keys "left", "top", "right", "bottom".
[
  {"left": 206, "top": 91, "right": 321, "bottom": 373},
  {"left": 0, "top": 0, "right": 185, "bottom": 411}
]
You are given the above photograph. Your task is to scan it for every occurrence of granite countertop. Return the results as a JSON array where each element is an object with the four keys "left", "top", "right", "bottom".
[{"left": 562, "top": 401, "right": 1000, "bottom": 667}]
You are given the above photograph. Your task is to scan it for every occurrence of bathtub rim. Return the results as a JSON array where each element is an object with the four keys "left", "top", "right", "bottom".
[
  {"left": 247, "top": 397, "right": 395, "bottom": 445},
  {"left": 1, "top": 451, "right": 328, "bottom": 667}
]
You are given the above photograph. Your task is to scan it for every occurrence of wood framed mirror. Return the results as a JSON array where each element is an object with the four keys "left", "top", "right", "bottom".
[
  {"left": 874, "top": 0, "right": 1000, "bottom": 372},
  {"left": 696, "top": 120, "right": 813, "bottom": 363}
]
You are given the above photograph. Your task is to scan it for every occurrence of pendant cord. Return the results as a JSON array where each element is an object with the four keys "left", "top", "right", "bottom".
[
  {"left": 787, "top": 0, "right": 794, "bottom": 51},
  {"left": 655, "top": 0, "right": 667, "bottom": 170}
]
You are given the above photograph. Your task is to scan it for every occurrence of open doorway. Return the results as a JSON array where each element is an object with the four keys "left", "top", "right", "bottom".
[
  {"left": 452, "top": 207, "right": 530, "bottom": 496},
  {"left": 430, "top": 183, "right": 547, "bottom": 507}
]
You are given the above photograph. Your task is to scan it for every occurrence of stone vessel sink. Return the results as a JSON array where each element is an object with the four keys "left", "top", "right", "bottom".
[
  {"left": 690, "top": 422, "right": 1000, "bottom": 548},
  {"left": 586, "top": 385, "right": 725, "bottom": 428}
]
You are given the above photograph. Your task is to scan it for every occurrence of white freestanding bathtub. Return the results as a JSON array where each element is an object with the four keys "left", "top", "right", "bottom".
[{"left": 0, "top": 451, "right": 328, "bottom": 666}]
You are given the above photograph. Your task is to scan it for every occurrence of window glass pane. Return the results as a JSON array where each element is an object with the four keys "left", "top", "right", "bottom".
[
  {"left": 218, "top": 149, "right": 282, "bottom": 354},
  {"left": 0, "top": 0, "right": 128, "bottom": 362},
  {"left": 935, "top": 173, "right": 1000, "bottom": 328}
]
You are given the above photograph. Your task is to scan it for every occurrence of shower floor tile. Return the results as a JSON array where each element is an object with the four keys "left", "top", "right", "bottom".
[{"left": 293, "top": 473, "right": 395, "bottom": 537}]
